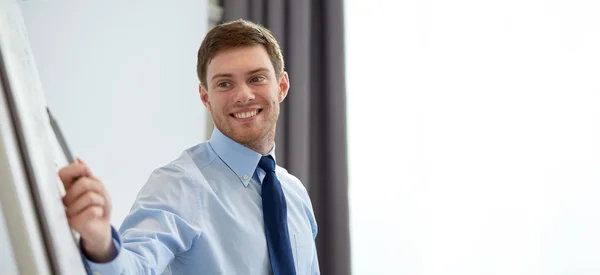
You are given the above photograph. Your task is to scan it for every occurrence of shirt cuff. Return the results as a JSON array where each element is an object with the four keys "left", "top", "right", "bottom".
[{"left": 83, "top": 226, "right": 126, "bottom": 275}]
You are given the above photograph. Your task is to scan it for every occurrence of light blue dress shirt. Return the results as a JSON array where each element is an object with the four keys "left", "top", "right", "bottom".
[{"left": 86, "top": 128, "right": 320, "bottom": 275}]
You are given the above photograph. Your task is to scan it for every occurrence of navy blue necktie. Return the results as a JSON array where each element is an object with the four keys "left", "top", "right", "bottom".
[{"left": 259, "top": 155, "right": 297, "bottom": 275}]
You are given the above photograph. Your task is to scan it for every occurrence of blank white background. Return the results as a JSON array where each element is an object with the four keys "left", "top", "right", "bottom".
[
  {"left": 346, "top": 0, "right": 600, "bottom": 274},
  {"left": 20, "top": 0, "right": 209, "bottom": 228}
]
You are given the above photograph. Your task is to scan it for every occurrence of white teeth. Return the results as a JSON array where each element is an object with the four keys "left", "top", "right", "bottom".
[{"left": 234, "top": 110, "right": 258, "bottom": 119}]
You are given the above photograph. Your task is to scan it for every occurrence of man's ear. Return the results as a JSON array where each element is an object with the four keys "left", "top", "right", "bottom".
[
  {"left": 278, "top": 71, "right": 289, "bottom": 103},
  {"left": 199, "top": 83, "right": 211, "bottom": 110}
]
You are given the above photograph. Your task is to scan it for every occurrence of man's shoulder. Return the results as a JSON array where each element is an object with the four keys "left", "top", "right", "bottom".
[
  {"left": 275, "top": 166, "right": 301, "bottom": 184},
  {"left": 131, "top": 144, "right": 215, "bottom": 222},
  {"left": 275, "top": 166, "right": 310, "bottom": 200},
  {"left": 146, "top": 142, "right": 216, "bottom": 187},
  {"left": 157, "top": 141, "right": 216, "bottom": 172}
]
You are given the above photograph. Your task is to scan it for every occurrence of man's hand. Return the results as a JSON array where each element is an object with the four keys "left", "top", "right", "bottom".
[{"left": 58, "top": 158, "right": 115, "bottom": 262}]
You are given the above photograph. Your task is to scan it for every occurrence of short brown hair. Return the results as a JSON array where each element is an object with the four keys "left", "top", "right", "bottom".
[{"left": 196, "top": 19, "right": 284, "bottom": 87}]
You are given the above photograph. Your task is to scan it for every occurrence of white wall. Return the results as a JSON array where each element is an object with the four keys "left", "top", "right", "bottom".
[
  {"left": 20, "top": 0, "right": 209, "bottom": 227},
  {"left": 346, "top": 0, "right": 600, "bottom": 274}
]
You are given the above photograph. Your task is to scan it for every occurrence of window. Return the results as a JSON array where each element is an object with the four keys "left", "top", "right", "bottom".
[{"left": 346, "top": 1, "right": 600, "bottom": 274}]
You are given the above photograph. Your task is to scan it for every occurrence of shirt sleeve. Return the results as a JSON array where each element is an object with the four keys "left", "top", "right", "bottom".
[
  {"left": 311, "top": 243, "right": 321, "bottom": 275},
  {"left": 85, "top": 164, "right": 202, "bottom": 275},
  {"left": 309, "top": 203, "right": 320, "bottom": 275},
  {"left": 304, "top": 186, "right": 320, "bottom": 275}
]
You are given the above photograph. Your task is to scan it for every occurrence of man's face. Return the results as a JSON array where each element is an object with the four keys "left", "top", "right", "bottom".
[{"left": 200, "top": 45, "right": 289, "bottom": 146}]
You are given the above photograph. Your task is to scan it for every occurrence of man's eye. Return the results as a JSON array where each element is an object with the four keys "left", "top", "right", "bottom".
[
  {"left": 217, "top": 82, "right": 230, "bottom": 88},
  {"left": 251, "top": 76, "right": 265, "bottom": 83}
]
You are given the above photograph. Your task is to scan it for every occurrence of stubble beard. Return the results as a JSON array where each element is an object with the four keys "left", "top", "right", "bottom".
[{"left": 213, "top": 105, "right": 279, "bottom": 154}]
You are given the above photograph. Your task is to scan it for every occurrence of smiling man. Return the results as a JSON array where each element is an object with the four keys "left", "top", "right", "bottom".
[{"left": 58, "top": 19, "right": 320, "bottom": 275}]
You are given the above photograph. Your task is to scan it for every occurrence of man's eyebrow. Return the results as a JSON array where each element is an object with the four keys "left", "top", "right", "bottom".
[
  {"left": 246, "top": 68, "right": 270, "bottom": 75},
  {"left": 211, "top": 73, "right": 233, "bottom": 81},
  {"left": 210, "top": 68, "right": 270, "bottom": 82}
]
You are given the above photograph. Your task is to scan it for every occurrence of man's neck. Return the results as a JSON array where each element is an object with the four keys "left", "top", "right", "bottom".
[
  {"left": 215, "top": 126, "right": 276, "bottom": 155},
  {"left": 243, "top": 132, "right": 275, "bottom": 155}
]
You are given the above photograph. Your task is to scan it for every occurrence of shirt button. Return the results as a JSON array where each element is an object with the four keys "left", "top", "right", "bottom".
[
  {"left": 93, "top": 271, "right": 101, "bottom": 275},
  {"left": 243, "top": 174, "right": 249, "bottom": 180}
]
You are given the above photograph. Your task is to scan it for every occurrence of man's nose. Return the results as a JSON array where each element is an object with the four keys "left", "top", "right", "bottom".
[{"left": 235, "top": 83, "right": 255, "bottom": 103}]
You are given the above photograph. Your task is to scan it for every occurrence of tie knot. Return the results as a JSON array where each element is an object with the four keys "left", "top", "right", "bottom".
[{"left": 258, "top": 155, "right": 276, "bottom": 173}]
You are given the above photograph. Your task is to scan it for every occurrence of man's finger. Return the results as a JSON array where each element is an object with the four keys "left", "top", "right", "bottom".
[
  {"left": 100, "top": 185, "right": 112, "bottom": 219},
  {"left": 69, "top": 206, "right": 104, "bottom": 229},
  {"left": 66, "top": 191, "right": 105, "bottom": 218},
  {"left": 58, "top": 163, "right": 87, "bottom": 190},
  {"left": 77, "top": 158, "right": 93, "bottom": 177},
  {"left": 62, "top": 177, "right": 104, "bottom": 206}
]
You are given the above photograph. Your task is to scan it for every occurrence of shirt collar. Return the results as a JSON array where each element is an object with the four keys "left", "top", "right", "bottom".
[{"left": 208, "top": 127, "right": 276, "bottom": 187}]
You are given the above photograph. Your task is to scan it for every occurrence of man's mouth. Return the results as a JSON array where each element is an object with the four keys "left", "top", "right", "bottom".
[{"left": 230, "top": 109, "right": 263, "bottom": 119}]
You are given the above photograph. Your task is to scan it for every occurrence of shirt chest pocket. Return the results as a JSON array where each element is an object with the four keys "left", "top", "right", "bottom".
[{"left": 293, "top": 232, "right": 315, "bottom": 275}]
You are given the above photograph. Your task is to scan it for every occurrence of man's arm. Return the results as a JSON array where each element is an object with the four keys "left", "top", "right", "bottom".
[
  {"left": 310, "top": 209, "right": 320, "bottom": 275},
  {"left": 311, "top": 244, "right": 321, "bottom": 275},
  {"left": 60, "top": 162, "right": 202, "bottom": 274},
  {"left": 306, "top": 189, "right": 320, "bottom": 275}
]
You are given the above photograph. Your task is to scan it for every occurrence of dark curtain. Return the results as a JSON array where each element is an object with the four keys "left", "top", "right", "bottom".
[{"left": 221, "top": 1, "right": 351, "bottom": 274}]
